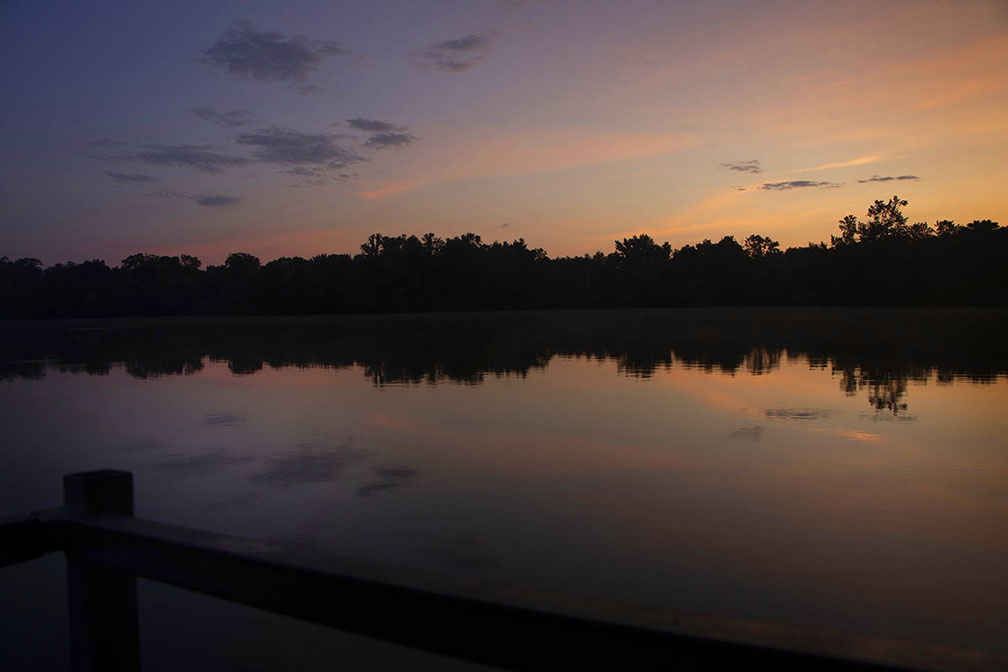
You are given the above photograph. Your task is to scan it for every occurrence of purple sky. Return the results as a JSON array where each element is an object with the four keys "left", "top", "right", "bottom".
[{"left": 2, "top": 0, "right": 1006, "bottom": 264}]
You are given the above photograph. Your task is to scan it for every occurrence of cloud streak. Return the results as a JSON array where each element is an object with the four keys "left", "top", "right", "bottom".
[
  {"left": 359, "top": 129, "right": 698, "bottom": 200},
  {"left": 347, "top": 118, "right": 397, "bottom": 133},
  {"left": 357, "top": 466, "right": 418, "bottom": 497},
  {"left": 722, "top": 160, "right": 761, "bottom": 174},
  {"left": 347, "top": 118, "right": 417, "bottom": 149},
  {"left": 192, "top": 106, "right": 250, "bottom": 128},
  {"left": 146, "top": 191, "right": 240, "bottom": 207},
  {"left": 289, "top": 84, "right": 323, "bottom": 96},
  {"left": 760, "top": 180, "right": 841, "bottom": 191},
  {"left": 195, "top": 195, "right": 240, "bottom": 207},
  {"left": 236, "top": 127, "right": 368, "bottom": 168},
  {"left": 857, "top": 174, "right": 920, "bottom": 183},
  {"left": 411, "top": 32, "right": 495, "bottom": 72},
  {"left": 197, "top": 20, "right": 353, "bottom": 83},
  {"left": 364, "top": 132, "right": 416, "bottom": 149},
  {"left": 805, "top": 155, "right": 880, "bottom": 171},
  {"left": 282, "top": 166, "right": 358, "bottom": 187},
  {"left": 105, "top": 171, "right": 155, "bottom": 184},
  {"left": 107, "top": 144, "right": 251, "bottom": 173},
  {"left": 96, "top": 123, "right": 379, "bottom": 185}
]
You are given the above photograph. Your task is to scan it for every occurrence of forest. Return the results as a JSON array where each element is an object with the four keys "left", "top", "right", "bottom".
[{"left": 1, "top": 197, "right": 1005, "bottom": 318}]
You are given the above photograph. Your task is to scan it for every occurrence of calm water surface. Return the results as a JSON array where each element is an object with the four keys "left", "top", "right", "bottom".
[{"left": 2, "top": 308, "right": 1007, "bottom": 669}]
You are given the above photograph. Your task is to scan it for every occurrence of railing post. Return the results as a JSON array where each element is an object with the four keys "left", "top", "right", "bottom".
[{"left": 64, "top": 470, "right": 141, "bottom": 672}]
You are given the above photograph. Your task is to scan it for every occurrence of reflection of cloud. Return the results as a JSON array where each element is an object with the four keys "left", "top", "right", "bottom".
[
  {"left": 357, "top": 466, "right": 418, "bottom": 497},
  {"left": 410, "top": 32, "right": 495, "bottom": 72},
  {"left": 154, "top": 448, "right": 253, "bottom": 475},
  {"left": 764, "top": 408, "right": 836, "bottom": 420},
  {"left": 204, "top": 412, "right": 245, "bottom": 427},
  {"left": 728, "top": 426, "right": 762, "bottom": 441},
  {"left": 811, "top": 428, "right": 883, "bottom": 443},
  {"left": 250, "top": 442, "right": 367, "bottom": 488},
  {"left": 118, "top": 438, "right": 165, "bottom": 453},
  {"left": 860, "top": 411, "right": 918, "bottom": 423},
  {"left": 435, "top": 534, "right": 493, "bottom": 570},
  {"left": 197, "top": 20, "right": 353, "bottom": 83},
  {"left": 205, "top": 490, "right": 262, "bottom": 514}
]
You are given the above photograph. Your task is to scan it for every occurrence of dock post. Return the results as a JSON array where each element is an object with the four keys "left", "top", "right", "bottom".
[{"left": 64, "top": 470, "right": 141, "bottom": 672}]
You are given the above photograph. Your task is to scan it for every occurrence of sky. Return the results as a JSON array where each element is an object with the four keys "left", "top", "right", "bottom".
[{"left": 1, "top": 0, "right": 1006, "bottom": 265}]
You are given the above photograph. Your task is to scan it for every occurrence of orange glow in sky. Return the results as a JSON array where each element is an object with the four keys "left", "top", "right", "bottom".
[{"left": 1, "top": 0, "right": 1006, "bottom": 263}]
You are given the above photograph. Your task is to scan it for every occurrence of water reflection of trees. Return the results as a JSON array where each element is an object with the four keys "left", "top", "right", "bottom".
[
  {"left": 2, "top": 308, "right": 1005, "bottom": 415},
  {"left": 835, "top": 365, "right": 915, "bottom": 415}
]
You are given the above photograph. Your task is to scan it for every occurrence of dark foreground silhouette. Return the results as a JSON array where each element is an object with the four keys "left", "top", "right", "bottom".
[
  {"left": 6, "top": 468, "right": 989, "bottom": 672},
  {"left": 1, "top": 196, "right": 1005, "bottom": 318}
]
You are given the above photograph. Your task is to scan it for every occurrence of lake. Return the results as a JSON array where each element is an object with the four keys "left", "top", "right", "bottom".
[{"left": 2, "top": 308, "right": 1007, "bottom": 670}]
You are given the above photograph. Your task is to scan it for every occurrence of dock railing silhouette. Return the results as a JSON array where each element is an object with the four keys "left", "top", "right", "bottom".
[{"left": 0, "top": 469, "right": 999, "bottom": 671}]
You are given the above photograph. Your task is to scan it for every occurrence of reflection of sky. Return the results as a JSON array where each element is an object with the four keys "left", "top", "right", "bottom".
[
  {"left": 1, "top": 1, "right": 1006, "bottom": 263},
  {"left": 2, "top": 354, "right": 1007, "bottom": 656}
]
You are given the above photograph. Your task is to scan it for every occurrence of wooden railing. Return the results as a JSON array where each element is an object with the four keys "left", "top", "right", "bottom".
[{"left": 1, "top": 470, "right": 1000, "bottom": 671}]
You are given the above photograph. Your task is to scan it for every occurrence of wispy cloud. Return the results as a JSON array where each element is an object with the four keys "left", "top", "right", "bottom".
[
  {"left": 204, "top": 413, "right": 245, "bottom": 426},
  {"left": 364, "top": 132, "right": 416, "bottom": 149},
  {"left": 721, "top": 159, "right": 761, "bottom": 173},
  {"left": 805, "top": 155, "right": 880, "bottom": 171},
  {"left": 197, "top": 20, "right": 353, "bottom": 83},
  {"left": 236, "top": 128, "right": 368, "bottom": 169},
  {"left": 191, "top": 106, "right": 250, "bottom": 128},
  {"left": 760, "top": 180, "right": 841, "bottom": 191},
  {"left": 359, "top": 129, "right": 698, "bottom": 200},
  {"left": 282, "top": 166, "right": 358, "bottom": 187},
  {"left": 103, "top": 144, "right": 251, "bottom": 173},
  {"left": 289, "top": 84, "right": 324, "bottom": 96},
  {"left": 857, "top": 174, "right": 920, "bottom": 183},
  {"left": 195, "top": 194, "right": 240, "bottom": 207},
  {"left": 105, "top": 171, "right": 155, "bottom": 184},
  {"left": 91, "top": 138, "right": 134, "bottom": 147},
  {"left": 146, "top": 191, "right": 240, "bottom": 207},
  {"left": 347, "top": 118, "right": 398, "bottom": 133},
  {"left": 357, "top": 466, "right": 418, "bottom": 497},
  {"left": 359, "top": 179, "right": 427, "bottom": 200},
  {"left": 411, "top": 32, "right": 495, "bottom": 72},
  {"left": 347, "top": 118, "right": 417, "bottom": 149}
]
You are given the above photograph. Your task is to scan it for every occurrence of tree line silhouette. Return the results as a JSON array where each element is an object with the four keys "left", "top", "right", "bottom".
[{"left": 2, "top": 196, "right": 1004, "bottom": 318}]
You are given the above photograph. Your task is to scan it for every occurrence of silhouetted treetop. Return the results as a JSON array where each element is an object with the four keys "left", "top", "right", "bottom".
[
  {"left": 743, "top": 234, "right": 781, "bottom": 258},
  {"left": 1, "top": 196, "right": 1004, "bottom": 318}
]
